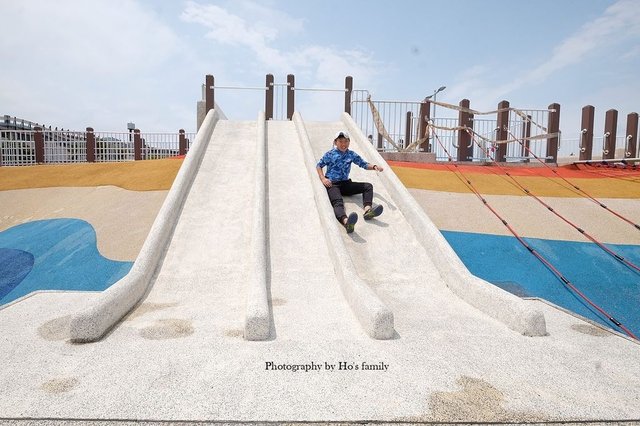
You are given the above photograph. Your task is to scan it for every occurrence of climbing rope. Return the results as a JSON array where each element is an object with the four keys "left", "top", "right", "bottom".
[
  {"left": 577, "top": 163, "right": 640, "bottom": 184},
  {"left": 367, "top": 96, "right": 402, "bottom": 151},
  {"left": 428, "top": 100, "right": 553, "bottom": 134},
  {"left": 505, "top": 129, "right": 640, "bottom": 232},
  {"left": 429, "top": 126, "right": 638, "bottom": 340},
  {"left": 467, "top": 129, "right": 640, "bottom": 274},
  {"left": 367, "top": 95, "right": 432, "bottom": 152},
  {"left": 426, "top": 121, "right": 559, "bottom": 146},
  {"left": 368, "top": 96, "right": 556, "bottom": 153}
]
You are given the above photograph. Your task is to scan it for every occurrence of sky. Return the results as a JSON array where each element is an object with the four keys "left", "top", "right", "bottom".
[{"left": 2, "top": 0, "right": 639, "bottom": 145}]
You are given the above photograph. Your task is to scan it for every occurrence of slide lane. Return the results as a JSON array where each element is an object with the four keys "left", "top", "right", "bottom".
[
  {"left": 265, "top": 120, "right": 364, "bottom": 340},
  {"left": 122, "top": 119, "right": 259, "bottom": 339},
  {"left": 78, "top": 113, "right": 542, "bottom": 341},
  {"left": 301, "top": 115, "right": 547, "bottom": 338},
  {"left": 301, "top": 119, "right": 491, "bottom": 339},
  {"left": 125, "top": 118, "right": 366, "bottom": 341}
]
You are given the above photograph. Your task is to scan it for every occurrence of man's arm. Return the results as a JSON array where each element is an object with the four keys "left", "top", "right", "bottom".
[
  {"left": 316, "top": 166, "right": 332, "bottom": 187},
  {"left": 352, "top": 152, "right": 383, "bottom": 172}
]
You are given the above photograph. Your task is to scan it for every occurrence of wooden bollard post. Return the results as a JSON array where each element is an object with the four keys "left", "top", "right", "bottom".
[
  {"left": 419, "top": 100, "right": 430, "bottom": 152},
  {"left": 405, "top": 111, "right": 412, "bottom": 150},
  {"left": 603, "top": 109, "right": 618, "bottom": 160},
  {"left": 205, "top": 74, "right": 214, "bottom": 115},
  {"left": 457, "top": 99, "right": 473, "bottom": 161},
  {"left": 86, "top": 127, "right": 96, "bottom": 162},
  {"left": 34, "top": 126, "right": 45, "bottom": 163},
  {"left": 579, "top": 105, "right": 595, "bottom": 161},
  {"left": 265, "top": 74, "right": 274, "bottom": 120},
  {"left": 286, "top": 74, "right": 295, "bottom": 120},
  {"left": 179, "top": 129, "right": 186, "bottom": 156},
  {"left": 344, "top": 76, "right": 353, "bottom": 115},
  {"left": 134, "top": 129, "right": 142, "bottom": 161},
  {"left": 521, "top": 114, "right": 531, "bottom": 163},
  {"left": 496, "top": 100, "right": 510, "bottom": 162},
  {"left": 546, "top": 103, "right": 560, "bottom": 163},
  {"left": 625, "top": 112, "right": 638, "bottom": 159}
]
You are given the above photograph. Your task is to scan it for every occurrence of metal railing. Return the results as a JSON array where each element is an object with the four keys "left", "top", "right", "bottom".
[
  {"left": 556, "top": 132, "right": 640, "bottom": 162},
  {"left": 563, "top": 134, "right": 628, "bottom": 160},
  {"left": 0, "top": 129, "right": 195, "bottom": 166},
  {"left": 434, "top": 110, "right": 552, "bottom": 163},
  {"left": 140, "top": 132, "right": 194, "bottom": 160},
  {"left": 272, "top": 83, "right": 288, "bottom": 120},
  {"left": 0, "top": 130, "right": 36, "bottom": 166},
  {"left": 351, "top": 90, "right": 423, "bottom": 151},
  {"left": 430, "top": 117, "right": 459, "bottom": 160},
  {"left": 44, "top": 130, "right": 88, "bottom": 163},
  {"left": 468, "top": 118, "right": 497, "bottom": 162},
  {"left": 351, "top": 91, "right": 555, "bottom": 163},
  {"left": 504, "top": 108, "right": 552, "bottom": 162},
  {"left": 94, "top": 132, "right": 135, "bottom": 162}
]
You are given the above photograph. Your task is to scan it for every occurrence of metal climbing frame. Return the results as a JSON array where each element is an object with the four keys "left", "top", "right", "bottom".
[{"left": 350, "top": 90, "right": 424, "bottom": 152}]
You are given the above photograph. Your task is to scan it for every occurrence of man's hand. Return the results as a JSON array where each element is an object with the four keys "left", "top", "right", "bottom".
[{"left": 321, "top": 177, "right": 332, "bottom": 188}]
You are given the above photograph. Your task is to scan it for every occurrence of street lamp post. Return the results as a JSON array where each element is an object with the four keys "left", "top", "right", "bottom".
[
  {"left": 127, "top": 122, "right": 135, "bottom": 143},
  {"left": 422, "top": 86, "right": 446, "bottom": 154},
  {"left": 424, "top": 86, "right": 446, "bottom": 120}
]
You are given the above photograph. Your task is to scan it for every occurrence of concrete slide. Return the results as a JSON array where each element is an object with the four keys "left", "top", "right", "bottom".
[
  {"left": 14, "top": 112, "right": 640, "bottom": 423},
  {"left": 70, "top": 109, "right": 545, "bottom": 342}
]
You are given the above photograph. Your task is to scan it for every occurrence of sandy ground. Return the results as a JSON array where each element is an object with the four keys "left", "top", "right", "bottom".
[
  {"left": 408, "top": 189, "right": 640, "bottom": 245},
  {"left": 0, "top": 186, "right": 167, "bottom": 261},
  {"left": 0, "top": 159, "right": 179, "bottom": 261}
]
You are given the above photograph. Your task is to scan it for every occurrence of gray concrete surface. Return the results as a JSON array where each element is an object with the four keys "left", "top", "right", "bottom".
[
  {"left": 243, "top": 111, "right": 270, "bottom": 341},
  {"left": 380, "top": 151, "right": 437, "bottom": 163},
  {"left": 341, "top": 113, "right": 546, "bottom": 337},
  {"left": 68, "top": 108, "right": 223, "bottom": 342},
  {"left": 1, "top": 114, "right": 639, "bottom": 424},
  {"left": 294, "top": 112, "right": 394, "bottom": 339}
]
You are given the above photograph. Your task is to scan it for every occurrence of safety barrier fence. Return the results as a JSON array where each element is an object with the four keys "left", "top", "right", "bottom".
[
  {"left": 203, "top": 74, "right": 353, "bottom": 123},
  {"left": 7, "top": 74, "right": 637, "bottom": 165},
  {"left": 350, "top": 91, "right": 561, "bottom": 163},
  {"left": 202, "top": 74, "right": 639, "bottom": 165},
  {"left": 350, "top": 90, "right": 423, "bottom": 152},
  {"left": 0, "top": 128, "right": 195, "bottom": 166},
  {"left": 559, "top": 135, "right": 630, "bottom": 161}
]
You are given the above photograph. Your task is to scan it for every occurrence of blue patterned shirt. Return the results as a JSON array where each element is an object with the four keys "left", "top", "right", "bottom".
[{"left": 316, "top": 148, "right": 369, "bottom": 182}]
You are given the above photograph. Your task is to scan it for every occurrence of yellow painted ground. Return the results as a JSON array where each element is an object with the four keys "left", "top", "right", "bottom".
[
  {"left": 391, "top": 166, "right": 640, "bottom": 199},
  {"left": 0, "top": 158, "right": 184, "bottom": 191},
  {"left": 0, "top": 159, "right": 183, "bottom": 260}
]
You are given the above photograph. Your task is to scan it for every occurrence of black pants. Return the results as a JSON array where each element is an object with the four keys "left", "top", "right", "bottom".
[{"left": 326, "top": 179, "right": 373, "bottom": 222}]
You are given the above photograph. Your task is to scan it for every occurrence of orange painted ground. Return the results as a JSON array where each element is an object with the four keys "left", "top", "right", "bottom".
[
  {"left": 388, "top": 160, "right": 640, "bottom": 178},
  {"left": 389, "top": 161, "right": 640, "bottom": 198}
]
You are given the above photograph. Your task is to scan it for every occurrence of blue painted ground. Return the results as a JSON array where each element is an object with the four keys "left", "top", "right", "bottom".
[
  {"left": 442, "top": 230, "right": 640, "bottom": 337},
  {"left": 0, "top": 219, "right": 132, "bottom": 306}
]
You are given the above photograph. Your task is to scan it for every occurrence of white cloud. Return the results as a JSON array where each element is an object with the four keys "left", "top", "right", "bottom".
[
  {"left": 181, "top": 0, "right": 303, "bottom": 62},
  {"left": 511, "top": 0, "right": 639, "bottom": 86},
  {"left": 621, "top": 44, "right": 640, "bottom": 60},
  {"left": 447, "top": 0, "right": 640, "bottom": 108},
  {"left": 181, "top": 1, "right": 380, "bottom": 89},
  {"left": 0, "top": 0, "right": 192, "bottom": 131},
  {"left": 443, "top": 65, "right": 491, "bottom": 103},
  {"left": 1, "top": 1, "right": 181, "bottom": 76}
]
